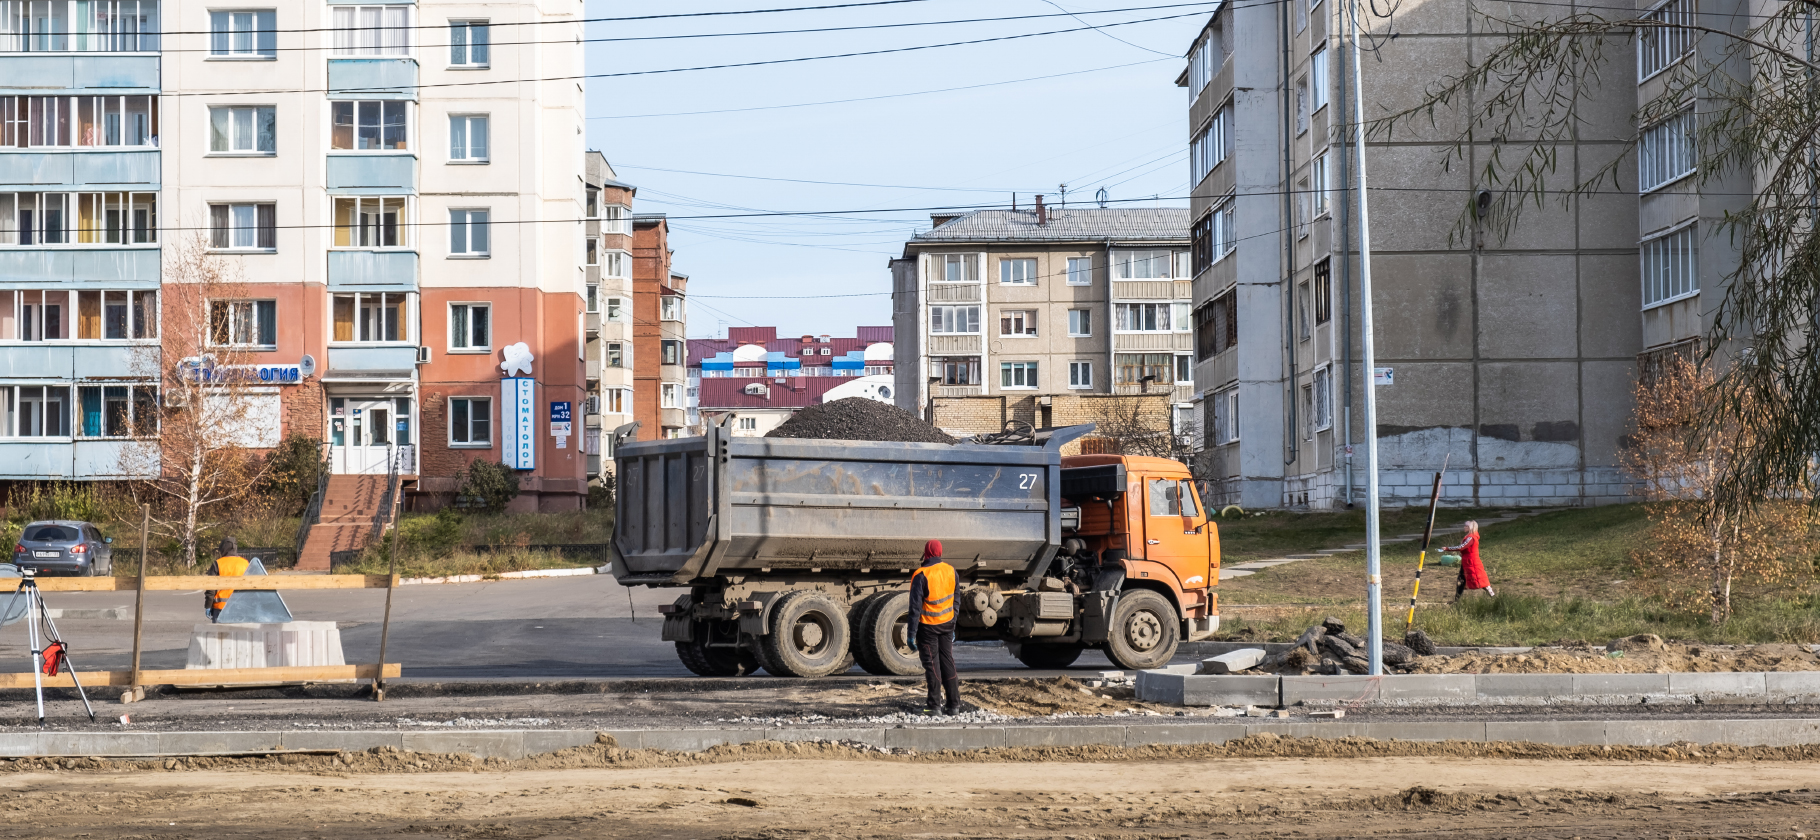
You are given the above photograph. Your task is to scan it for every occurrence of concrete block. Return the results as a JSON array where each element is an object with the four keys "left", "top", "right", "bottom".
[
  {"left": 35, "top": 732, "right": 162, "bottom": 756},
  {"left": 885, "top": 727, "right": 1008, "bottom": 751},
  {"left": 1766, "top": 672, "right": 1820, "bottom": 699},
  {"left": 1378, "top": 674, "right": 1478, "bottom": 705},
  {"left": 1720, "top": 719, "right": 1820, "bottom": 747},
  {"left": 519, "top": 730, "right": 600, "bottom": 757},
  {"left": 1602, "top": 719, "right": 1714, "bottom": 746},
  {"left": 1181, "top": 675, "right": 1280, "bottom": 708},
  {"left": 1281, "top": 675, "right": 1381, "bottom": 706},
  {"left": 634, "top": 728, "right": 767, "bottom": 752},
  {"left": 1667, "top": 672, "right": 1766, "bottom": 699},
  {"left": 1484, "top": 720, "right": 1607, "bottom": 745},
  {"left": 598, "top": 730, "right": 646, "bottom": 750},
  {"left": 1197, "top": 648, "right": 1266, "bottom": 675},
  {"left": 1353, "top": 721, "right": 1488, "bottom": 742},
  {"left": 156, "top": 731, "right": 286, "bottom": 756},
  {"left": 1476, "top": 673, "right": 1573, "bottom": 701},
  {"left": 1123, "top": 722, "right": 1248, "bottom": 746},
  {"left": 997, "top": 725, "right": 1129, "bottom": 748},
  {"left": 185, "top": 621, "right": 345, "bottom": 670},
  {"left": 403, "top": 731, "right": 526, "bottom": 759},
  {"left": 1570, "top": 673, "right": 1669, "bottom": 698},
  {"left": 1135, "top": 671, "right": 1185, "bottom": 704},
  {"left": 282, "top": 731, "right": 403, "bottom": 753},
  {"left": 766, "top": 727, "right": 888, "bottom": 746}
]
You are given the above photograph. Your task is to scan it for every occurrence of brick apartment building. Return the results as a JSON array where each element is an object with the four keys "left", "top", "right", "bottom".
[{"left": 631, "top": 214, "right": 688, "bottom": 439}]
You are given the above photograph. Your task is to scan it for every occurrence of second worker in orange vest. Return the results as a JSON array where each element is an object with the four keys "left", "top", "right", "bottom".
[
  {"left": 906, "top": 539, "right": 961, "bottom": 715},
  {"left": 205, "top": 537, "right": 251, "bottom": 624}
]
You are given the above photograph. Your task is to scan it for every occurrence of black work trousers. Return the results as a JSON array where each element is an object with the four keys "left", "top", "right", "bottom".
[{"left": 915, "top": 623, "right": 959, "bottom": 710}]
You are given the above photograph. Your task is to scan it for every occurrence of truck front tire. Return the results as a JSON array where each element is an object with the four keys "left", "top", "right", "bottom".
[
  {"left": 852, "top": 592, "right": 922, "bottom": 676},
  {"left": 759, "top": 591, "right": 853, "bottom": 677},
  {"left": 1103, "top": 589, "right": 1179, "bottom": 671}
]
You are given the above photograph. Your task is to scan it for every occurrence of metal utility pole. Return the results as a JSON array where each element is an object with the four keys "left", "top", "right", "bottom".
[{"left": 1349, "top": 0, "right": 1385, "bottom": 675}]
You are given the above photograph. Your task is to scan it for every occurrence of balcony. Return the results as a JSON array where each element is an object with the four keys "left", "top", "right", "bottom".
[
  {"left": 327, "top": 250, "right": 417, "bottom": 290},
  {"left": 0, "top": 248, "right": 159, "bottom": 285},
  {"left": 325, "top": 345, "right": 418, "bottom": 379},
  {"left": 0, "top": 344, "right": 148, "bottom": 379},
  {"left": 326, "top": 154, "right": 414, "bottom": 194},
  {"left": 327, "top": 59, "right": 417, "bottom": 100},
  {"left": 0, "top": 55, "right": 159, "bottom": 94},
  {"left": 0, "top": 150, "right": 159, "bottom": 189}
]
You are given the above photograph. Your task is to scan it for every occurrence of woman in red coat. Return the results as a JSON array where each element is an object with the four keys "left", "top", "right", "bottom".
[{"left": 1445, "top": 521, "right": 1496, "bottom": 601}]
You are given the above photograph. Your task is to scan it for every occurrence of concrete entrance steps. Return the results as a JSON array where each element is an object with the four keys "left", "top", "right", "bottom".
[
  {"left": 1215, "top": 509, "right": 1558, "bottom": 581},
  {"left": 295, "top": 475, "right": 390, "bottom": 571}
]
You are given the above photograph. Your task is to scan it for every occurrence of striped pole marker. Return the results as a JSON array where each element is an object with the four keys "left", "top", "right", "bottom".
[{"left": 1405, "top": 459, "right": 1447, "bottom": 631}]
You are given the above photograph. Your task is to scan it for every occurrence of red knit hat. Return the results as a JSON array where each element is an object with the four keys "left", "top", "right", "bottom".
[{"left": 924, "top": 539, "right": 943, "bottom": 559}]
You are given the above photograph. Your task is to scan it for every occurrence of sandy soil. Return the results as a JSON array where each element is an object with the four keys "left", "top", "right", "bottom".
[
  {"left": 1406, "top": 636, "right": 1820, "bottom": 674},
  {"left": 10, "top": 747, "right": 1820, "bottom": 838}
]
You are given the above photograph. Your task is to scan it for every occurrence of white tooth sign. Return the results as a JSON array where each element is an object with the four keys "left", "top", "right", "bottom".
[{"left": 501, "top": 377, "right": 536, "bottom": 469}]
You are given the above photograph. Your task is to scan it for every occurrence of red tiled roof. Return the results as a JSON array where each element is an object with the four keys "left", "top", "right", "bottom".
[{"left": 696, "top": 376, "right": 849, "bottom": 410}]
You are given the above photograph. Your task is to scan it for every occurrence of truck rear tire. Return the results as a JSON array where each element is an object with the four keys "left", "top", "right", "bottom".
[
  {"left": 853, "top": 592, "right": 921, "bottom": 676},
  {"left": 675, "top": 623, "right": 761, "bottom": 677},
  {"left": 1012, "top": 643, "right": 1084, "bottom": 670},
  {"left": 1103, "top": 589, "right": 1178, "bottom": 671},
  {"left": 759, "top": 591, "right": 852, "bottom": 677}
]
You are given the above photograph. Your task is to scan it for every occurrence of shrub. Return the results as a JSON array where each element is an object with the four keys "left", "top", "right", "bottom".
[
  {"left": 257, "top": 434, "right": 325, "bottom": 516},
  {"left": 457, "top": 460, "right": 520, "bottom": 513}
]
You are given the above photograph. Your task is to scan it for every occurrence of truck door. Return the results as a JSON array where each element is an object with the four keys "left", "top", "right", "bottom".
[{"left": 1140, "top": 477, "right": 1212, "bottom": 591}]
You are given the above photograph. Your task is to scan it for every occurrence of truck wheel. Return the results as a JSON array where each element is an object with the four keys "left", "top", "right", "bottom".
[
  {"left": 674, "top": 623, "right": 761, "bottom": 677},
  {"left": 853, "top": 592, "right": 921, "bottom": 676},
  {"left": 1012, "top": 643, "right": 1084, "bottom": 670},
  {"left": 759, "top": 591, "right": 852, "bottom": 677},
  {"left": 1104, "top": 590, "right": 1179, "bottom": 671}
]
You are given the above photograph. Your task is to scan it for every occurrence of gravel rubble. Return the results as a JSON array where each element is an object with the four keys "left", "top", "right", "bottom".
[{"left": 766, "top": 397, "right": 957, "bottom": 444}]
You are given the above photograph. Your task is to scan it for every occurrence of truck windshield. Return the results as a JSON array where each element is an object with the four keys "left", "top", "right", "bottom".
[{"left": 1147, "top": 480, "right": 1199, "bottom": 517}]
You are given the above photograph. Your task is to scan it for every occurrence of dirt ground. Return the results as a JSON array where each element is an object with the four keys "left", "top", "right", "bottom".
[
  {"left": 12, "top": 741, "right": 1820, "bottom": 838},
  {"left": 1404, "top": 636, "right": 1820, "bottom": 674}
]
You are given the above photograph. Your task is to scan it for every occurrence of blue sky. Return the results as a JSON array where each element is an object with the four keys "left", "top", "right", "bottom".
[{"left": 584, "top": 1, "right": 1205, "bottom": 338}]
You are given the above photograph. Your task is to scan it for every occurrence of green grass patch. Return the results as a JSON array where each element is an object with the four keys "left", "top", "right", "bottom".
[
  {"left": 1213, "top": 504, "right": 1525, "bottom": 565},
  {"left": 332, "top": 545, "right": 601, "bottom": 579}
]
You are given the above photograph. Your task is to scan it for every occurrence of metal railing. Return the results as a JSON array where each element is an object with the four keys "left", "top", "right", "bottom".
[
  {"left": 290, "top": 441, "right": 333, "bottom": 560},
  {"left": 369, "top": 443, "right": 403, "bottom": 545},
  {"left": 330, "top": 543, "right": 608, "bottom": 571}
]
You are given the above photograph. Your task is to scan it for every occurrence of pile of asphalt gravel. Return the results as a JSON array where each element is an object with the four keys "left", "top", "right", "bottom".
[{"left": 767, "top": 397, "right": 956, "bottom": 444}]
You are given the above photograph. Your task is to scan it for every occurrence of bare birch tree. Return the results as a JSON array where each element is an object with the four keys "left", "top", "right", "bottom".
[
  {"left": 125, "top": 233, "right": 276, "bottom": 566},
  {"left": 1082, "top": 394, "right": 1178, "bottom": 459}
]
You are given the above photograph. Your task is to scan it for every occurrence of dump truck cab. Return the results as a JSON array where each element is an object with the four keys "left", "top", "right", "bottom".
[{"left": 1059, "top": 454, "right": 1219, "bottom": 635}]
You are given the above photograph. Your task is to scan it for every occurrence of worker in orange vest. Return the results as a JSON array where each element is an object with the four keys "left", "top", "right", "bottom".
[
  {"left": 205, "top": 537, "right": 250, "bottom": 623},
  {"left": 905, "top": 539, "right": 960, "bottom": 715}
]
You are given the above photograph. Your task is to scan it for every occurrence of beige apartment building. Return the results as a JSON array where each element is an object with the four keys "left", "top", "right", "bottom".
[
  {"left": 582, "top": 151, "right": 635, "bottom": 483},
  {"left": 1182, "top": 0, "right": 1643, "bottom": 509},
  {"left": 891, "top": 205, "right": 1192, "bottom": 440}
]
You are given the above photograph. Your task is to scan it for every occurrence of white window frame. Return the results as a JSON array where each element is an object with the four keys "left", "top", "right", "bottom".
[
  {"left": 736, "top": 416, "right": 758, "bottom": 431},
  {"left": 999, "top": 361, "right": 1038, "bottom": 390},
  {"left": 448, "top": 19, "right": 489, "bottom": 68},
  {"left": 449, "top": 208, "right": 490, "bottom": 257},
  {"left": 75, "top": 383, "right": 158, "bottom": 439},
  {"left": 1641, "top": 221, "right": 1699, "bottom": 309},
  {"left": 331, "top": 195, "right": 409, "bottom": 249},
  {"left": 1191, "top": 103, "right": 1232, "bottom": 186},
  {"left": 1066, "top": 256, "right": 1092, "bottom": 286},
  {"left": 1310, "top": 45, "right": 1329, "bottom": 111},
  {"left": 935, "top": 253, "right": 979, "bottom": 283},
  {"left": 1175, "top": 354, "right": 1194, "bottom": 384},
  {"left": 207, "top": 105, "right": 275, "bottom": 154},
  {"left": 660, "top": 295, "right": 682, "bottom": 322},
  {"left": 661, "top": 382, "right": 680, "bottom": 408},
  {"left": 998, "top": 308, "right": 1037, "bottom": 337},
  {"left": 0, "top": 384, "right": 72, "bottom": 438},
  {"left": 1638, "top": 106, "right": 1696, "bottom": 193},
  {"left": 449, "top": 113, "right": 488, "bottom": 163},
  {"left": 1313, "top": 364, "right": 1333, "bottom": 430},
  {"left": 602, "top": 204, "right": 630, "bottom": 235},
  {"left": 208, "top": 298, "right": 275, "bottom": 348},
  {"left": 602, "top": 250, "right": 628, "bottom": 278},
  {"left": 1312, "top": 151, "right": 1331, "bottom": 217},
  {"left": 329, "top": 100, "right": 409, "bottom": 152},
  {"left": 1114, "top": 302, "right": 1188, "bottom": 333},
  {"left": 605, "top": 341, "right": 623, "bottom": 368},
  {"left": 1212, "top": 194, "right": 1237, "bottom": 262},
  {"left": 330, "top": 290, "right": 414, "bottom": 344},
  {"left": 209, "top": 9, "right": 273, "bottom": 59},
  {"left": 1213, "top": 386, "right": 1239, "bottom": 444},
  {"left": 448, "top": 301, "right": 491, "bottom": 353},
  {"left": 605, "top": 297, "right": 625, "bottom": 322},
  {"left": 999, "top": 258, "right": 1037, "bottom": 286},
  {"left": 1638, "top": 0, "right": 1696, "bottom": 82},
  {"left": 1113, "top": 249, "right": 1176, "bottom": 280},
  {"left": 1067, "top": 308, "right": 1092, "bottom": 337},
  {"left": 332, "top": 5, "right": 411, "bottom": 57},
  {"left": 0, "top": 191, "right": 157, "bottom": 246},
  {"left": 1068, "top": 360, "right": 1093, "bottom": 390},
  {"left": 928, "top": 305, "right": 980, "bottom": 335},
  {"left": 447, "top": 396, "right": 492, "bottom": 447},
  {"left": 208, "top": 202, "right": 274, "bottom": 251}
]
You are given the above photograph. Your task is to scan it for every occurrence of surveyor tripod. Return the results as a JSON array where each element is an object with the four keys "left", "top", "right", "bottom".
[{"left": 2, "top": 571, "right": 96, "bottom": 726}]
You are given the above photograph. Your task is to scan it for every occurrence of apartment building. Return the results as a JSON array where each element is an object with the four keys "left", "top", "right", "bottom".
[
  {"left": 687, "top": 325, "right": 894, "bottom": 436},
  {"left": 890, "top": 205, "right": 1193, "bottom": 440},
  {"left": 0, "top": 0, "right": 591, "bottom": 513},
  {"left": 630, "top": 214, "right": 687, "bottom": 438},
  {"left": 1181, "top": 0, "right": 1639, "bottom": 509},
  {"left": 582, "top": 151, "right": 634, "bottom": 483}
]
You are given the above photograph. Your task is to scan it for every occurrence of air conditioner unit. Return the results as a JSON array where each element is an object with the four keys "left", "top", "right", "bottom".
[
  {"left": 415, "top": 346, "right": 432, "bottom": 364},
  {"left": 743, "top": 383, "right": 769, "bottom": 398}
]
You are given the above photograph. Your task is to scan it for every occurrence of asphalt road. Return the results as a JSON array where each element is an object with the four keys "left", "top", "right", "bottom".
[{"left": 0, "top": 573, "right": 1192, "bottom": 680}]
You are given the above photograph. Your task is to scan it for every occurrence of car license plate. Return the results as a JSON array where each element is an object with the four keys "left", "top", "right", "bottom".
[{"left": 32, "top": 551, "right": 59, "bottom": 558}]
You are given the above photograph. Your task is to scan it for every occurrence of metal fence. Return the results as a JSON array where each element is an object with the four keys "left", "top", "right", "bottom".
[{"left": 328, "top": 543, "right": 608, "bottom": 571}]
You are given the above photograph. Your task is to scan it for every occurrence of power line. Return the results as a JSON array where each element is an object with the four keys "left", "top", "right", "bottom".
[{"left": 617, "top": 164, "right": 1035, "bottom": 193}]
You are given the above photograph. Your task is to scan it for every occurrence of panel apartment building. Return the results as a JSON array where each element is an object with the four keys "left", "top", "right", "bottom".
[
  {"left": 1181, "top": 0, "right": 1642, "bottom": 509},
  {"left": 582, "top": 151, "right": 634, "bottom": 484},
  {"left": 890, "top": 205, "right": 1193, "bottom": 440},
  {"left": 0, "top": 0, "right": 591, "bottom": 512}
]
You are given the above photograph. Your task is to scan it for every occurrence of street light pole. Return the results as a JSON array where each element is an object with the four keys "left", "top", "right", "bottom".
[{"left": 1349, "top": 0, "right": 1385, "bottom": 675}]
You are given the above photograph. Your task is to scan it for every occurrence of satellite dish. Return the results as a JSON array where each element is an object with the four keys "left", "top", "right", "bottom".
[
  {"left": 1096, "top": 188, "right": 1109, "bottom": 208},
  {"left": 299, "top": 354, "right": 317, "bottom": 377}
]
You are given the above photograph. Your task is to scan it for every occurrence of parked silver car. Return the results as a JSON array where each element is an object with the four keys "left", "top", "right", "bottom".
[{"left": 10, "top": 521, "right": 113, "bottom": 577}]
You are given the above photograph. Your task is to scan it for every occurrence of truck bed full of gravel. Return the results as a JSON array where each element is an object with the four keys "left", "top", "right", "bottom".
[{"left": 766, "top": 397, "right": 957, "bottom": 444}]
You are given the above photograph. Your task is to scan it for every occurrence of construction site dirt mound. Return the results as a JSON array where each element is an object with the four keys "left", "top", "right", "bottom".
[
  {"left": 962, "top": 676, "right": 1166, "bottom": 716},
  {"left": 1404, "top": 641, "right": 1820, "bottom": 674},
  {"left": 766, "top": 397, "right": 957, "bottom": 444}
]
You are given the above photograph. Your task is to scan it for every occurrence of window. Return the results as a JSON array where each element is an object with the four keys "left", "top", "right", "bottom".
[
  {"left": 1068, "top": 360, "right": 1092, "bottom": 389},
  {"left": 449, "top": 19, "right": 488, "bottom": 66},
  {"left": 737, "top": 416, "right": 758, "bottom": 431},
  {"left": 1066, "top": 256, "right": 1092, "bottom": 285},
  {"left": 1116, "top": 354, "right": 1173, "bottom": 387},
  {"left": 448, "top": 114, "right": 488, "bottom": 162},
  {"left": 1195, "top": 289, "right": 1239, "bottom": 359},
  {"left": 0, "top": 0, "right": 158, "bottom": 52},
  {"left": 0, "top": 95, "right": 159, "bottom": 148},
  {"left": 585, "top": 187, "right": 599, "bottom": 218},
  {"left": 933, "top": 356, "right": 980, "bottom": 386},
  {"left": 71, "top": 289, "right": 155, "bottom": 339},
  {"left": 999, "top": 309, "right": 1036, "bottom": 337},
  {"left": 605, "top": 297, "right": 624, "bottom": 321},
  {"left": 1113, "top": 249, "right": 1176, "bottom": 280},
  {"left": 1115, "top": 302, "right": 1187, "bottom": 332},
  {"left": 208, "top": 299, "right": 275, "bottom": 347},
  {"left": 1148, "top": 479, "right": 1200, "bottom": 517},
  {"left": 2, "top": 385, "right": 69, "bottom": 437},
  {"left": 661, "top": 383, "right": 679, "bottom": 408},
  {"left": 1296, "top": 177, "right": 1310, "bottom": 239},
  {"left": 999, "top": 258, "right": 1036, "bottom": 285},
  {"left": 1312, "top": 152, "right": 1331, "bottom": 217},
  {"left": 602, "top": 204, "right": 630, "bottom": 235},
  {"left": 331, "top": 291, "right": 410, "bottom": 342},
  {"left": 1187, "top": 21, "right": 1223, "bottom": 93},
  {"left": 330, "top": 101, "right": 407, "bottom": 151},
  {"left": 1000, "top": 361, "right": 1037, "bottom": 389},
  {"left": 449, "top": 209, "right": 489, "bottom": 256},
  {"left": 1639, "top": 107, "right": 1696, "bottom": 191},
  {"left": 332, "top": 5, "right": 410, "bottom": 56},
  {"left": 1212, "top": 195, "right": 1236, "bottom": 261},
  {"left": 1298, "top": 281, "right": 1311, "bottom": 340},
  {"left": 606, "top": 342, "right": 623, "bottom": 367},
  {"left": 77, "top": 384, "right": 156, "bottom": 438},
  {"left": 929, "top": 305, "right": 980, "bottom": 334},
  {"left": 210, "top": 10, "right": 273, "bottom": 57},
  {"left": 1311, "top": 46, "right": 1329, "bottom": 111},
  {"left": 1175, "top": 354, "right": 1193, "bottom": 384},
  {"left": 1314, "top": 259, "right": 1333, "bottom": 325},
  {"left": 449, "top": 302, "right": 490, "bottom": 351},
  {"left": 661, "top": 339, "right": 683, "bottom": 366},
  {"left": 208, "top": 203, "right": 275, "bottom": 250},
  {"left": 1295, "top": 0, "right": 1308, "bottom": 30},
  {"left": 207, "top": 105, "right": 274, "bottom": 154},
  {"left": 1212, "top": 386, "right": 1239, "bottom": 444},
  {"left": 1638, "top": 0, "right": 1695, "bottom": 80},
  {"left": 936, "top": 253, "right": 978, "bottom": 283},
  {"left": 660, "top": 296, "right": 681, "bottom": 321},
  {"left": 1295, "top": 76, "right": 1308, "bottom": 135},
  {"left": 1191, "top": 103, "right": 1232, "bottom": 185},
  {"left": 585, "top": 284, "right": 597, "bottom": 312},
  {"left": 602, "top": 388, "right": 626, "bottom": 413},
  {"left": 449, "top": 397, "right": 491, "bottom": 445},
  {"left": 332, "top": 196, "right": 407, "bottom": 247},
  {"left": 1641, "top": 222, "right": 1698, "bottom": 307},
  {"left": 0, "top": 191, "right": 156, "bottom": 245},
  {"left": 1313, "top": 365, "right": 1332, "bottom": 430},
  {"left": 602, "top": 251, "right": 627, "bottom": 277},
  {"left": 1067, "top": 308, "right": 1092, "bottom": 337}
]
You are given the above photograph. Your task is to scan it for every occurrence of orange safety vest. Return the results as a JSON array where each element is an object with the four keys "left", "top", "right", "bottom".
[
  {"left": 208, "top": 555, "right": 250, "bottom": 612},
  {"left": 911, "top": 562, "right": 957, "bottom": 625}
]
